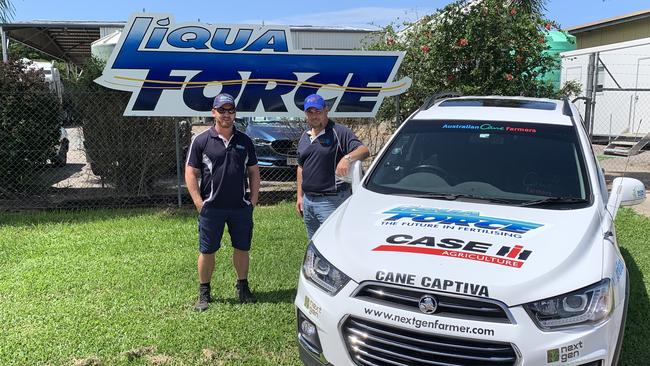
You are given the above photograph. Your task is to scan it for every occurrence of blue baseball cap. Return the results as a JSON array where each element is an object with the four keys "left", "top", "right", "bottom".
[
  {"left": 213, "top": 93, "right": 235, "bottom": 108},
  {"left": 304, "top": 94, "right": 326, "bottom": 111}
]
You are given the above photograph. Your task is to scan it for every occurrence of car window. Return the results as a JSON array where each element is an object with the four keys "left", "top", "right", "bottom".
[
  {"left": 251, "top": 117, "right": 280, "bottom": 124},
  {"left": 234, "top": 118, "right": 247, "bottom": 130},
  {"left": 366, "top": 119, "right": 591, "bottom": 207}
]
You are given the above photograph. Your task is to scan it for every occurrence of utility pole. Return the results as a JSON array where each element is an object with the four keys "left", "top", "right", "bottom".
[
  {"left": 584, "top": 53, "right": 597, "bottom": 139},
  {"left": 1, "top": 27, "right": 8, "bottom": 63}
]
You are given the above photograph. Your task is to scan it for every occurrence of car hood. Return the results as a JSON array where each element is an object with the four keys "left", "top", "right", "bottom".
[
  {"left": 314, "top": 188, "right": 605, "bottom": 306},
  {"left": 246, "top": 123, "right": 303, "bottom": 141}
]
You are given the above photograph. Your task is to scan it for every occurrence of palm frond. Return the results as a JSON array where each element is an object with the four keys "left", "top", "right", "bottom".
[
  {"left": 0, "top": 0, "right": 15, "bottom": 23},
  {"left": 509, "top": 0, "right": 547, "bottom": 14}
]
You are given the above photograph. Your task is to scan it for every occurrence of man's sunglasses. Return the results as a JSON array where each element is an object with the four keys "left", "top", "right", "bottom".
[{"left": 216, "top": 107, "right": 236, "bottom": 114}]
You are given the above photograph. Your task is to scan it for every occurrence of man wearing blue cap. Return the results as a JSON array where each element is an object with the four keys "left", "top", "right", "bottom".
[
  {"left": 185, "top": 93, "right": 260, "bottom": 311},
  {"left": 296, "top": 94, "right": 370, "bottom": 238}
]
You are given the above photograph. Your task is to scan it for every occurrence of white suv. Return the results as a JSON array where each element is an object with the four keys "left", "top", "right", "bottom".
[{"left": 294, "top": 95, "right": 646, "bottom": 366}]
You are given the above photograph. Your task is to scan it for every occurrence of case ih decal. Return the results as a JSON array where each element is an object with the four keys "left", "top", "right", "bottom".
[{"left": 373, "top": 234, "right": 532, "bottom": 268}]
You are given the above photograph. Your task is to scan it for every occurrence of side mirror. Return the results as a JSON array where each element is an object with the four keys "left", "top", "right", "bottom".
[
  {"left": 350, "top": 160, "right": 364, "bottom": 193},
  {"left": 606, "top": 177, "right": 646, "bottom": 218}
]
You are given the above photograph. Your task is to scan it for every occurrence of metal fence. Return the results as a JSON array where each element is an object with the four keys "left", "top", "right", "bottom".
[
  {"left": 4, "top": 85, "right": 648, "bottom": 211},
  {"left": 571, "top": 50, "right": 650, "bottom": 187},
  {"left": 0, "top": 90, "right": 391, "bottom": 210}
]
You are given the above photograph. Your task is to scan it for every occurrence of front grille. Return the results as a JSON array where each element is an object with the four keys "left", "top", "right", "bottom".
[
  {"left": 354, "top": 283, "right": 511, "bottom": 323},
  {"left": 271, "top": 139, "right": 298, "bottom": 156},
  {"left": 342, "top": 317, "right": 518, "bottom": 366}
]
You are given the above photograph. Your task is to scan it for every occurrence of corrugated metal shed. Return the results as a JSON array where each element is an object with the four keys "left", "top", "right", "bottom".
[
  {"left": 99, "top": 26, "right": 125, "bottom": 38},
  {"left": 290, "top": 26, "right": 378, "bottom": 50}
]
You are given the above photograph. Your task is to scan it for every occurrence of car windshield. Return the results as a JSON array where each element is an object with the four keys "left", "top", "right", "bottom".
[
  {"left": 366, "top": 120, "right": 591, "bottom": 208},
  {"left": 250, "top": 117, "right": 304, "bottom": 124},
  {"left": 251, "top": 117, "right": 279, "bottom": 124}
]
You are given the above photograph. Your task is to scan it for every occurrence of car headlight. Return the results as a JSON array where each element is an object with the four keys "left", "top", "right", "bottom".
[
  {"left": 524, "top": 279, "right": 613, "bottom": 330},
  {"left": 253, "top": 138, "right": 271, "bottom": 145},
  {"left": 302, "top": 242, "right": 350, "bottom": 296}
]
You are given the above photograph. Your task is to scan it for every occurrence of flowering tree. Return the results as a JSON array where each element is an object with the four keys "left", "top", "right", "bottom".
[{"left": 371, "top": 0, "right": 568, "bottom": 120}]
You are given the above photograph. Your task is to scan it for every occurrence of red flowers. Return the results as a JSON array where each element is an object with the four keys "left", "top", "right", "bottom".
[
  {"left": 421, "top": 45, "right": 430, "bottom": 53},
  {"left": 539, "top": 37, "right": 546, "bottom": 44},
  {"left": 457, "top": 38, "right": 469, "bottom": 47},
  {"left": 510, "top": 8, "right": 517, "bottom": 16},
  {"left": 504, "top": 73, "right": 514, "bottom": 81},
  {"left": 387, "top": 37, "right": 395, "bottom": 46},
  {"left": 545, "top": 23, "right": 552, "bottom": 31}
]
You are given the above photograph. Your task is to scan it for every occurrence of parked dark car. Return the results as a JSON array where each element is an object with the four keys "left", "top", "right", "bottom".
[{"left": 236, "top": 117, "right": 306, "bottom": 181}]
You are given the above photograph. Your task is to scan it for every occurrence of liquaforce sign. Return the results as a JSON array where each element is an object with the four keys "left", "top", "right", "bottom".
[
  {"left": 95, "top": 13, "right": 412, "bottom": 117},
  {"left": 378, "top": 206, "right": 545, "bottom": 239}
]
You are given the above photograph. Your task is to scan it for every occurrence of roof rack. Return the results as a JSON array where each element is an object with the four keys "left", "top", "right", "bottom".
[
  {"left": 419, "top": 91, "right": 462, "bottom": 111},
  {"left": 562, "top": 98, "right": 572, "bottom": 117}
]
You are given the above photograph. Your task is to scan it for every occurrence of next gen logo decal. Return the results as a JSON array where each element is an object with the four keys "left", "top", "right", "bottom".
[
  {"left": 373, "top": 235, "right": 532, "bottom": 268},
  {"left": 547, "top": 341, "right": 583, "bottom": 363},
  {"left": 378, "top": 206, "right": 544, "bottom": 239},
  {"left": 95, "top": 13, "right": 411, "bottom": 117}
]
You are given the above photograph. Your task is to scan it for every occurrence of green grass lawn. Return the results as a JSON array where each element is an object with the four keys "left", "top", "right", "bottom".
[
  {"left": 0, "top": 204, "right": 307, "bottom": 366},
  {"left": 0, "top": 204, "right": 649, "bottom": 365}
]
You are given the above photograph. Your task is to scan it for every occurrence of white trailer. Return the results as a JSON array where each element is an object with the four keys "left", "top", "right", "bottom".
[
  {"left": 22, "top": 59, "right": 64, "bottom": 102},
  {"left": 561, "top": 37, "right": 650, "bottom": 137}
]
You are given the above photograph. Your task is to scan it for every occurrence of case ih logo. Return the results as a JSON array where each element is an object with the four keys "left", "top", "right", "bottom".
[
  {"left": 373, "top": 234, "right": 533, "bottom": 268},
  {"left": 95, "top": 13, "right": 411, "bottom": 117},
  {"left": 378, "top": 206, "right": 544, "bottom": 238}
]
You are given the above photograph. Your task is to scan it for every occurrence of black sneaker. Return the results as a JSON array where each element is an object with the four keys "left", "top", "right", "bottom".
[
  {"left": 194, "top": 285, "right": 211, "bottom": 311},
  {"left": 236, "top": 281, "right": 256, "bottom": 304}
]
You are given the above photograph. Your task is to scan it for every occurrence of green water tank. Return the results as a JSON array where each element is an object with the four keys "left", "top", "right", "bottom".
[{"left": 542, "top": 30, "right": 577, "bottom": 91}]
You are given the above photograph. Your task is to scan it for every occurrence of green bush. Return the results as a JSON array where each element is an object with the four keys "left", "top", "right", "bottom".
[
  {"left": 0, "top": 58, "right": 62, "bottom": 194},
  {"left": 66, "top": 57, "right": 191, "bottom": 195}
]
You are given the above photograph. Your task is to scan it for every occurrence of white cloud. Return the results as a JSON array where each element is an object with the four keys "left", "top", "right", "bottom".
[{"left": 240, "top": 6, "right": 437, "bottom": 29}]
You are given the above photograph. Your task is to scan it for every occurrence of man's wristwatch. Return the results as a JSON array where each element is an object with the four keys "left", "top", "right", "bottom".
[{"left": 344, "top": 154, "right": 353, "bottom": 162}]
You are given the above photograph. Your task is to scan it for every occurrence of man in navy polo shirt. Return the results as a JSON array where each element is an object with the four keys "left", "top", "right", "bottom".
[
  {"left": 185, "top": 93, "right": 260, "bottom": 311},
  {"left": 296, "top": 94, "right": 370, "bottom": 238}
]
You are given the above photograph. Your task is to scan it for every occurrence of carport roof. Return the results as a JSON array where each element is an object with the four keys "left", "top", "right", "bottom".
[
  {"left": 0, "top": 20, "right": 125, "bottom": 65},
  {"left": 567, "top": 9, "right": 650, "bottom": 34}
]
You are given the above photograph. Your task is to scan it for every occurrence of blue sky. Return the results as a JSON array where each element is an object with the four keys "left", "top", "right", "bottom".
[{"left": 8, "top": 0, "right": 650, "bottom": 29}]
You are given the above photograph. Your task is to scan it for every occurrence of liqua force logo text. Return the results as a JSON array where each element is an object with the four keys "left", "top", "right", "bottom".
[
  {"left": 95, "top": 13, "right": 411, "bottom": 117},
  {"left": 379, "top": 206, "right": 544, "bottom": 239}
]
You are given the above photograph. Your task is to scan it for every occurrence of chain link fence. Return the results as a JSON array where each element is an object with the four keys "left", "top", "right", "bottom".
[
  {"left": 0, "top": 88, "right": 391, "bottom": 210},
  {"left": 586, "top": 90, "right": 650, "bottom": 186},
  {"left": 569, "top": 49, "right": 650, "bottom": 187}
]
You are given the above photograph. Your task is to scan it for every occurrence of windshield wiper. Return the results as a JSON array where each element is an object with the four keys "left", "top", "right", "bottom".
[
  {"left": 517, "top": 196, "right": 589, "bottom": 207},
  {"left": 395, "top": 193, "right": 520, "bottom": 204},
  {"left": 395, "top": 193, "right": 460, "bottom": 200}
]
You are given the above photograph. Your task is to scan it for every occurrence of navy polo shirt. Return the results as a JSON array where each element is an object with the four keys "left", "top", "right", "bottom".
[
  {"left": 186, "top": 127, "right": 258, "bottom": 209},
  {"left": 298, "top": 120, "right": 363, "bottom": 194}
]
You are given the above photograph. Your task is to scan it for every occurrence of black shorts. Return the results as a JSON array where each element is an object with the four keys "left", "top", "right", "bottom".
[{"left": 198, "top": 205, "right": 254, "bottom": 254}]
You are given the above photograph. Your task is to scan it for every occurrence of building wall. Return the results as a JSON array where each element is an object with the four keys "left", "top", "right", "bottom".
[
  {"left": 574, "top": 17, "right": 650, "bottom": 48},
  {"left": 291, "top": 30, "right": 377, "bottom": 50},
  {"left": 99, "top": 26, "right": 125, "bottom": 38}
]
